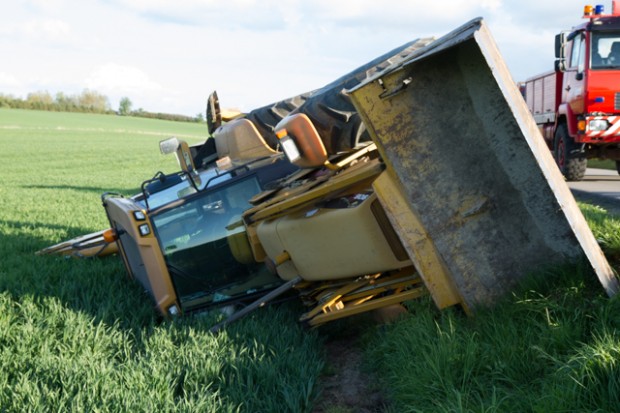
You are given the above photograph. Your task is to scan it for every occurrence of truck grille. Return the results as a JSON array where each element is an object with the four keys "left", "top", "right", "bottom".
[{"left": 616, "top": 92, "right": 620, "bottom": 111}]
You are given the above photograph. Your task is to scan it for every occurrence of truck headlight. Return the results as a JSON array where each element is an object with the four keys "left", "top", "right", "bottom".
[{"left": 589, "top": 119, "right": 609, "bottom": 131}]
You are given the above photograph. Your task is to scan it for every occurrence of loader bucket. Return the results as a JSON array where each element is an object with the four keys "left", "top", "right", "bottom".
[{"left": 348, "top": 18, "right": 619, "bottom": 311}]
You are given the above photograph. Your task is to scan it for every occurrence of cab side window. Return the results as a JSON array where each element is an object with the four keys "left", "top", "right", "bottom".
[{"left": 569, "top": 33, "right": 585, "bottom": 72}]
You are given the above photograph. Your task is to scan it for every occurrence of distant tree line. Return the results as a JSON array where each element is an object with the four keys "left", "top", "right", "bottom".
[
  {"left": 0, "top": 90, "right": 204, "bottom": 123},
  {"left": 0, "top": 90, "right": 111, "bottom": 113}
]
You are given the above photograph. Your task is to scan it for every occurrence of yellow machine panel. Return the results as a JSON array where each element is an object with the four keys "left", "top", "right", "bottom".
[
  {"left": 348, "top": 18, "right": 618, "bottom": 310},
  {"left": 257, "top": 193, "right": 411, "bottom": 281}
]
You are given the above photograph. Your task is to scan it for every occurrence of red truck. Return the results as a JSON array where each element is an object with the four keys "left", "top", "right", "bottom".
[{"left": 523, "top": 2, "right": 620, "bottom": 180}]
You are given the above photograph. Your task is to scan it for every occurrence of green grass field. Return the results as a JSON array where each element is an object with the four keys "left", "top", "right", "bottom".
[
  {"left": 1, "top": 108, "right": 620, "bottom": 412},
  {"left": 0, "top": 109, "right": 324, "bottom": 412},
  {"left": 589, "top": 159, "right": 618, "bottom": 170}
]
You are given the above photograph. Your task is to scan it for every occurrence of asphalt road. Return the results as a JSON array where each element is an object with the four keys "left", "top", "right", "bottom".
[{"left": 568, "top": 168, "right": 620, "bottom": 215}]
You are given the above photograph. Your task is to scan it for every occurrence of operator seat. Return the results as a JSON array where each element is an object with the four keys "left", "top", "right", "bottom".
[
  {"left": 592, "top": 51, "right": 604, "bottom": 68},
  {"left": 609, "top": 42, "right": 620, "bottom": 64},
  {"left": 274, "top": 113, "right": 328, "bottom": 168},
  {"left": 213, "top": 118, "right": 278, "bottom": 161}
]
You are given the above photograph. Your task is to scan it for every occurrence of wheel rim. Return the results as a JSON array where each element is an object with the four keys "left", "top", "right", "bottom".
[{"left": 557, "top": 137, "right": 566, "bottom": 169}]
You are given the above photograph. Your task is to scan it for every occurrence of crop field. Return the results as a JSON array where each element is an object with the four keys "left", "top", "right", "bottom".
[
  {"left": 0, "top": 109, "right": 323, "bottom": 412},
  {"left": 1, "top": 108, "right": 620, "bottom": 412}
]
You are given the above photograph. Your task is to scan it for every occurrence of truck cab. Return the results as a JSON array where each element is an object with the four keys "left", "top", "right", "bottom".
[
  {"left": 556, "top": 6, "right": 620, "bottom": 178},
  {"left": 525, "top": 3, "right": 620, "bottom": 180},
  {"left": 561, "top": 14, "right": 620, "bottom": 136}
]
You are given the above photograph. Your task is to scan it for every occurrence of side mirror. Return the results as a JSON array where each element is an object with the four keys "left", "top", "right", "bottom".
[
  {"left": 554, "top": 33, "right": 567, "bottom": 73},
  {"left": 206, "top": 91, "right": 222, "bottom": 135},
  {"left": 555, "top": 32, "right": 566, "bottom": 59},
  {"left": 160, "top": 137, "right": 197, "bottom": 174}
]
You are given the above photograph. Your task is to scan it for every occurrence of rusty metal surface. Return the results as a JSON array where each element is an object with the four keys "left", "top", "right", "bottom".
[{"left": 349, "top": 18, "right": 618, "bottom": 309}]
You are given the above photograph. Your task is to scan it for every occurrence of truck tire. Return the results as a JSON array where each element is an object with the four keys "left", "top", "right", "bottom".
[
  {"left": 616, "top": 160, "right": 620, "bottom": 175},
  {"left": 554, "top": 124, "right": 587, "bottom": 181}
]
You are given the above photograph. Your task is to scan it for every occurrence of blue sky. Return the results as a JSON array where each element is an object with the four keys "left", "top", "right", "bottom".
[{"left": 0, "top": 0, "right": 603, "bottom": 116}]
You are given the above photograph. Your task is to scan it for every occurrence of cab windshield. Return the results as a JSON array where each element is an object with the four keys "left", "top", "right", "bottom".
[
  {"left": 591, "top": 31, "right": 620, "bottom": 69},
  {"left": 150, "top": 175, "right": 282, "bottom": 312}
]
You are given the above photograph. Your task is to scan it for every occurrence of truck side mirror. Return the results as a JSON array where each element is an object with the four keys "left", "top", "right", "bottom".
[
  {"left": 555, "top": 32, "right": 566, "bottom": 59},
  {"left": 554, "top": 33, "right": 567, "bottom": 73}
]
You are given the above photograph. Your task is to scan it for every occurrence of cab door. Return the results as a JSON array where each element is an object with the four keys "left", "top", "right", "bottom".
[{"left": 564, "top": 31, "right": 586, "bottom": 116}]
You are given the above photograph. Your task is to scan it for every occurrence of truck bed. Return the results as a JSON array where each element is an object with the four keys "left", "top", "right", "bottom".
[{"left": 524, "top": 70, "right": 562, "bottom": 125}]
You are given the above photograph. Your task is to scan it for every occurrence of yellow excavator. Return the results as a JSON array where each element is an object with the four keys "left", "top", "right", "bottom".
[{"left": 38, "top": 19, "right": 618, "bottom": 329}]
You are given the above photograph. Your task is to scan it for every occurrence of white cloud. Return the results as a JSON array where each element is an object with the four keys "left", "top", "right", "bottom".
[
  {"left": 0, "top": 0, "right": 601, "bottom": 115},
  {"left": 299, "top": 0, "right": 501, "bottom": 31},
  {"left": 0, "top": 73, "right": 20, "bottom": 88},
  {"left": 83, "top": 63, "right": 173, "bottom": 113},
  {"left": 26, "top": 0, "right": 71, "bottom": 12},
  {"left": 23, "top": 18, "right": 71, "bottom": 39},
  {"left": 0, "top": 17, "right": 71, "bottom": 42},
  {"left": 113, "top": 0, "right": 286, "bottom": 28},
  {"left": 86, "top": 64, "right": 163, "bottom": 95}
]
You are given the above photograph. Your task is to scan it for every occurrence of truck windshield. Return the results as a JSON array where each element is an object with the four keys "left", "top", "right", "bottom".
[
  {"left": 150, "top": 175, "right": 282, "bottom": 312},
  {"left": 591, "top": 31, "right": 620, "bottom": 69}
]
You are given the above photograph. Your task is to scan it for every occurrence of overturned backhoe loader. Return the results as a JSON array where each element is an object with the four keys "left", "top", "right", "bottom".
[{"left": 39, "top": 18, "right": 618, "bottom": 328}]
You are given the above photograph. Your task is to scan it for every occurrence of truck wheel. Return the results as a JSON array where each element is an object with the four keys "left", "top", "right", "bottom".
[
  {"left": 554, "top": 124, "right": 587, "bottom": 181},
  {"left": 616, "top": 160, "right": 620, "bottom": 176}
]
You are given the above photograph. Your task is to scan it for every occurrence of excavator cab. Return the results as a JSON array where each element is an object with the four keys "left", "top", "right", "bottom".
[
  {"left": 149, "top": 171, "right": 282, "bottom": 313},
  {"left": 103, "top": 143, "right": 299, "bottom": 316}
]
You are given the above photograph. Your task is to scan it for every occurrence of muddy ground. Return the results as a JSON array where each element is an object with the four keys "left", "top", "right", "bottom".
[{"left": 312, "top": 305, "right": 408, "bottom": 413}]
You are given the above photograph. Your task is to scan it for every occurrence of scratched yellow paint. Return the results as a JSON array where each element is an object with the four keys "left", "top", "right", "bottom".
[
  {"left": 372, "top": 171, "right": 464, "bottom": 310},
  {"left": 348, "top": 21, "right": 617, "bottom": 310}
]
